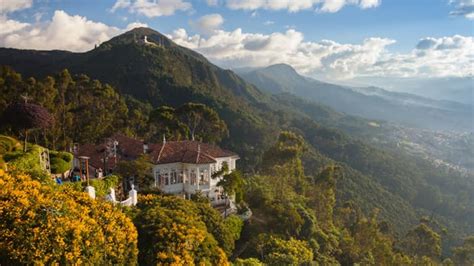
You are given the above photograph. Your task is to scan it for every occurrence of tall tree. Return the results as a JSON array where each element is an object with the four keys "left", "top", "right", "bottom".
[
  {"left": 115, "top": 155, "right": 154, "bottom": 190},
  {"left": 149, "top": 106, "right": 187, "bottom": 141},
  {"left": 176, "top": 103, "right": 228, "bottom": 143},
  {"left": 402, "top": 220, "right": 442, "bottom": 260}
]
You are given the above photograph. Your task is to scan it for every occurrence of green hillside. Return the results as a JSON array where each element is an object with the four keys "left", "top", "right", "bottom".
[{"left": 0, "top": 28, "right": 472, "bottom": 256}]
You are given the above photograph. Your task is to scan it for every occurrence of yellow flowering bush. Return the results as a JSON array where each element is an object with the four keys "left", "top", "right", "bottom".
[
  {"left": 0, "top": 170, "right": 138, "bottom": 264},
  {"left": 134, "top": 194, "right": 229, "bottom": 265}
]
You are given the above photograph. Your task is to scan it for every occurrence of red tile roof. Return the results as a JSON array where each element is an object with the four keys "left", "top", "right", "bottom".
[
  {"left": 151, "top": 140, "right": 238, "bottom": 164},
  {"left": 74, "top": 134, "right": 238, "bottom": 169}
]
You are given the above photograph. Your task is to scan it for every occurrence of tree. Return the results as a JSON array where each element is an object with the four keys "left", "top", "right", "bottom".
[
  {"left": 215, "top": 165, "right": 245, "bottom": 204},
  {"left": 176, "top": 103, "right": 228, "bottom": 143},
  {"left": 261, "top": 131, "right": 307, "bottom": 194},
  {"left": 254, "top": 234, "right": 313, "bottom": 265},
  {"left": 115, "top": 155, "right": 154, "bottom": 190},
  {"left": 402, "top": 221, "right": 442, "bottom": 260},
  {"left": 194, "top": 202, "right": 240, "bottom": 256},
  {"left": 49, "top": 151, "right": 73, "bottom": 174},
  {"left": 452, "top": 236, "right": 474, "bottom": 265},
  {"left": 0, "top": 170, "right": 138, "bottom": 265},
  {"left": 1, "top": 102, "right": 53, "bottom": 152},
  {"left": 234, "top": 258, "right": 263, "bottom": 266},
  {"left": 133, "top": 194, "right": 228, "bottom": 265},
  {"left": 149, "top": 106, "right": 187, "bottom": 141}
]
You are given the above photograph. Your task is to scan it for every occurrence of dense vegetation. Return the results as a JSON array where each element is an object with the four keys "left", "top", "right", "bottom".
[
  {"left": 0, "top": 27, "right": 472, "bottom": 263},
  {"left": 0, "top": 170, "right": 138, "bottom": 264},
  {"left": 0, "top": 133, "right": 472, "bottom": 264}
]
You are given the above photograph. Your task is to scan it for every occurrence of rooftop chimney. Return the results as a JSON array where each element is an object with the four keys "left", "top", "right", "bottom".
[
  {"left": 196, "top": 144, "right": 201, "bottom": 163},
  {"left": 143, "top": 142, "right": 149, "bottom": 154}
]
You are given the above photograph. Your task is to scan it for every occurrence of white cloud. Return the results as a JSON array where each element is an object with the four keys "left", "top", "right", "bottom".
[
  {"left": 223, "top": 0, "right": 380, "bottom": 13},
  {"left": 0, "top": 15, "right": 29, "bottom": 35},
  {"left": 0, "top": 0, "right": 32, "bottom": 14},
  {"left": 0, "top": 10, "right": 144, "bottom": 52},
  {"left": 263, "top": 20, "right": 274, "bottom": 25},
  {"left": 206, "top": 0, "right": 219, "bottom": 6},
  {"left": 0, "top": 7, "right": 469, "bottom": 81},
  {"left": 450, "top": 0, "right": 474, "bottom": 19},
  {"left": 359, "top": 0, "right": 381, "bottom": 9},
  {"left": 111, "top": 0, "right": 192, "bottom": 17},
  {"left": 126, "top": 21, "right": 148, "bottom": 30},
  {"left": 190, "top": 13, "right": 224, "bottom": 35},
  {"left": 168, "top": 28, "right": 473, "bottom": 80}
]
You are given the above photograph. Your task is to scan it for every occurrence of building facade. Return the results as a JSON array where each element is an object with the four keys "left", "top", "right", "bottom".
[
  {"left": 150, "top": 140, "right": 239, "bottom": 205},
  {"left": 74, "top": 134, "right": 239, "bottom": 204}
]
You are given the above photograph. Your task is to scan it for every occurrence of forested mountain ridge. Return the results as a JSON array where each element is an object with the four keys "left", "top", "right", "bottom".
[
  {"left": 0, "top": 27, "right": 473, "bottom": 259},
  {"left": 237, "top": 64, "right": 473, "bottom": 131}
]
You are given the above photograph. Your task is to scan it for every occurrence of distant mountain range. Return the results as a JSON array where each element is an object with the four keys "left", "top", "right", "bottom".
[
  {"left": 236, "top": 64, "right": 473, "bottom": 132},
  {"left": 349, "top": 76, "right": 473, "bottom": 105}
]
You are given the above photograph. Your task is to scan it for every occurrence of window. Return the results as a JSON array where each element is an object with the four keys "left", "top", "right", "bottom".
[
  {"left": 200, "top": 168, "right": 209, "bottom": 185},
  {"left": 170, "top": 169, "right": 177, "bottom": 184},
  {"left": 190, "top": 170, "right": 196, "bottom": 185},
  {"left": 178, "top": 170, "right": 184, "bottom": 183},
  {"left": 164, "top": 170, "right": 169, "bottom": 186},
  {"left": 155, "top": 170, "right": 161, "bottom": 186}
]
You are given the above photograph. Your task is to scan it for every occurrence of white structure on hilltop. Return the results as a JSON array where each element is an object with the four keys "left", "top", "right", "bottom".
[
  {"left": 137, "top": 35, "right": 163, "bottom": 47},
  {"left": 150, "top": 139, "right": 239, "bottom": 205}
]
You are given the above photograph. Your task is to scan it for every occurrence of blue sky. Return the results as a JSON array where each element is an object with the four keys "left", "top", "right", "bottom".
[
  {"left": 0, "top": 0, "right": 473, "bottom": 87},
  {"left": 9, "top": 0, "right": 472, "bottom": 52}
]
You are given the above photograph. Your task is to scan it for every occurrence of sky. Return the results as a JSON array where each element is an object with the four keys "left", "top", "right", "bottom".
[{"left": 0, "top": 0, "right": 473, "bottom": 88}]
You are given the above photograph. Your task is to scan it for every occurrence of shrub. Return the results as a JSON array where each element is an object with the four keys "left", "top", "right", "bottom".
[
  {"left": 0, "top": 170, "right": 138, "bottom": 264},
  {"left": 3, "top": 145, "right": 50, "bottom": 181},
  {"left": 63, "top": 175, "right": 120, "bottom": 198},
  {"left": 134, "top": 194, "right": 229, "bottom": 265},
  {"left": 225, "top": 215, "right": 244, "bottom": 242},
  {"left": 234, "top": 258, "right": 264, "bottom": 266},
  {"left": 50, "top": 151, "right": 73, "bottom": 174},
  {"left": 254, "top": 234, "right": 313, "bottom": 265}
]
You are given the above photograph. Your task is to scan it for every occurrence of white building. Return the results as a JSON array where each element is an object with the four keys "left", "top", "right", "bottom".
[
  {"left": 74, "top": 134, "right": 239, "bottom": 205},
  {"left": 149, "top": 139, "right": 239, "bottom": 205}
]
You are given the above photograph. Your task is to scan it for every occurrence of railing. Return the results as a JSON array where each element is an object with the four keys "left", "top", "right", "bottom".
[{"left": 87, "top": 185, "right": 138, "bottom": 207}]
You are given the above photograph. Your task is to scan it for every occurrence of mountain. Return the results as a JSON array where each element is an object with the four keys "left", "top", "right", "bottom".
[
  {"left": 237, "top": 64, "right": 473, "bottom": 132},
  {"left": 0, "top": 27, "right": 277, "bottom": 169},
  {"left": 0, "top": 28, "right": 472, "bottom": 252},
  {"left": 350, "top": 76, "right": 473, "bottom": 105}
]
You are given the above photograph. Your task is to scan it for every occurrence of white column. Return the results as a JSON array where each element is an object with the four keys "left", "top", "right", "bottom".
[
  {"left": 108, "top": 188, "right": 116, "bottom": 202},
  {"left": 85, "top": 186, "right": 96, "bottom": 199},
  {"left": 129, "top": 184, "right": 137, "bottom": 206},
  {"left": 196, "top": 166, "right": 200, "bottom": 190}
]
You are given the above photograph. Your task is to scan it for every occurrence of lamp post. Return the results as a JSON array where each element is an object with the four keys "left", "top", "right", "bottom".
[
  {"left": 79, "top": 156, "right": 95, "bottom": 199},
  {"left": 78, "top": 156, "right": 90, "bottom": 185}
]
